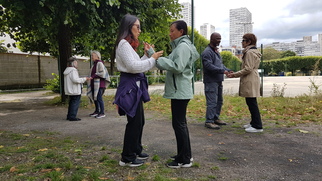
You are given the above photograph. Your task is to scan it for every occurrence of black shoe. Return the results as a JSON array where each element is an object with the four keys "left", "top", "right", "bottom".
[
  {"left": 166, "top": 161, "right": 181, "bottom": 169},
  {"left": 214, "top": 119, "right": 227, "bottom": 125},
  {"left": 170, "top": 155, "right": 193, "bottom": 162},
  {"left": 119, "top": 159, "right": 144, "bottom": 167},
  {"left": 137, "top": 153, "right": 149, "bottom": 160},
  {"left": 69, "top": 118, "right": 81, "bottom": 121}
]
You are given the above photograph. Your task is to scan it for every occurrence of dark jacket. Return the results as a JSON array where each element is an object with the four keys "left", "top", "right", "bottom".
[
  {"left": 113, "top": 72, "right": 150, "bottom": 117},
  {"left": 202, "top": 45, "right": 230, "bottom": 83}
]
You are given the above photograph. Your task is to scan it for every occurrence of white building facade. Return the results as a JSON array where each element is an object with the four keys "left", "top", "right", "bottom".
[
  {"left": 200, "top": 23, "right": 216, "bottom": 40},
  {"left": 229, "top": 7, "right": 253, "bottom": 48},
  {"left": 264, "top": 34, "right": 322, "bottom": 56},
  {"left": 180, "top": 2, "right": 192, "bottom": 27}
]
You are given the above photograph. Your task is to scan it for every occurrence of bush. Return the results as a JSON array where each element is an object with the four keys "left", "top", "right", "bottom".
[{"left": 44, "top": 73, "right": 60, "bottom": 93}]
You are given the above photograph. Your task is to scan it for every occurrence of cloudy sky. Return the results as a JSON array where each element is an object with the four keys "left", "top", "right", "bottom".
[{"left": 179, "top": 0, "right": 322, "bottom": 46}]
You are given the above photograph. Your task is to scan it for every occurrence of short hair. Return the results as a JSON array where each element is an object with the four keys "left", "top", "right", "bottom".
[
  {"left": 171, "top": 20, "right": 187, "bottom": 35},
  {"left": 243, "top": 33, "right": 257, "bottom": 46},
  {"left": 91, "top": 50, "right": 101, "bottom": 60},
  {"left": 67, "top": 57, "right": 77, "bottom": 67}
]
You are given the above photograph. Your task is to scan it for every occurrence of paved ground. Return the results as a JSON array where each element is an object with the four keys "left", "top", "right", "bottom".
[{"left": 1, "top": 76, "right": 322, "bottom": 180}]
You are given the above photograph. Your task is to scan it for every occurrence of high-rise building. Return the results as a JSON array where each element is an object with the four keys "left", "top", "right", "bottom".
[
  {"left": 179, "top": 2, "right": 194, "bottom": 27},
  {"left": 200, "top": 23, "right": 216, "bottom": 40},
  {"left": 229, "top": 7, "right": 253, "bottom": 47}
]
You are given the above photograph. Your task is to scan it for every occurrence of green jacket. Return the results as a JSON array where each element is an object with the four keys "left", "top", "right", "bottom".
[{"left": 156, "top": 35, "right": 199, "bottom": 99}]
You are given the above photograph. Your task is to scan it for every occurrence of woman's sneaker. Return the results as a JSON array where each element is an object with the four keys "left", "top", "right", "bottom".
[
  {"left": 166, "top": 161, "right": 181, "bottom": 169},
  {"left": 119, "top": 159, "right": 144, "bottom": 167},
  {"left": 96, "top": 114, "right": 106, "bottom": 119},
  {"left": 137, "top": 153, "right": 149, "bottom": 160},
  {"left": 89, "top": 112, "right": 98, "bottom": 117},
  {"left": 245, "top": 126, "right": 263, "bottom": 133},
  {"left": 170, "top": 155, "right": 193, "bottom": 162},
  {"left": 167, "top": 161, "right": 192, "bottom": 169},
  {"left": 243, "top": 124, "right": 251, "bottom": 128}
]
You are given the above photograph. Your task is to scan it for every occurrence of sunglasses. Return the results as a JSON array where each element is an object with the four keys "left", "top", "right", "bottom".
[{"left": 133, "top": 24, "right": 141, "bottom": 30}]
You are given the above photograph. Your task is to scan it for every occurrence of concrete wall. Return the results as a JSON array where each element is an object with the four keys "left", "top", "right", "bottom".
[{"left": 0, "top": 53, "right": 103, "bottom": 90}]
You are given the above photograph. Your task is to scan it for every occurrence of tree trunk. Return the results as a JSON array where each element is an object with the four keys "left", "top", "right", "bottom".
[{"left": 58, "top": 23, "right": 72, "bottom": 103}]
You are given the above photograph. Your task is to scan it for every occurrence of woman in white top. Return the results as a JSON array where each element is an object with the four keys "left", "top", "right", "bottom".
[{"left": 112, "top": 14, "right": 163, "bottom": 167}]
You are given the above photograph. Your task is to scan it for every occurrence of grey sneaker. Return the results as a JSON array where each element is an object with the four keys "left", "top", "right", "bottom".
[{"left": 205, "top": 122, "right": 220, "bottom": 129}]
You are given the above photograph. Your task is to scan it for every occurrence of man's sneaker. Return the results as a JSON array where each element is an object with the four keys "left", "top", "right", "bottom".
[
  {"left": 214, "top": 119, "right": 227, "bottom": 125},
  {"left": 137, "top": 153, "right": 149, "bottom": 160},
  {"left": 245, "top": 126, "right": 263, "bottom": 133},
  {"left": 166, "top": 161, "right": 181, "bottom": 169},
  {"left": 170, "top": 155, "right": 193, "bottom": 162},
  {"left": 89, "top": 112, "right": 98, "bottom": 117},
  {"left": 205, "top": 122, "right": 220, "bottom": 130},
  {"left": 96, "top": 114, "right": 106, "bottom": 119},
  {"left": 119, "top": 159, "right": 144, "bottom": 167},
  {"left": 243, "top": 124, "right": 251, "bottom": 128}
]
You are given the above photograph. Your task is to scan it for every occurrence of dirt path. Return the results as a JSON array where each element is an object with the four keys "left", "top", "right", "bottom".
[{"left": 1, "top": 91, "right": 322, "bottom": 180}]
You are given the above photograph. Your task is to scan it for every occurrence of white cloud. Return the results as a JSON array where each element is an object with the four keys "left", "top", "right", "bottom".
[{"left": 179, "top": 0, "right": 322, "bottom": 46}]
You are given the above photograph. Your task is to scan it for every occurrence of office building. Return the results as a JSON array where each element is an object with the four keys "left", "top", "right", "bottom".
[
  {"left": 179, "top": 2, "right": 194, "bottom": 27},
  {"left": 229, "top": 7, "right": 253, "bottom": 47},
  {"left": 200, "top": 23, "right": 216, "bottom": 40}
]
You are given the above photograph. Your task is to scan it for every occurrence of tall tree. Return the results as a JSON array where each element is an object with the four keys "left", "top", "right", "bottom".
[
  {"left": 0, "top": 0, "right": 182, "bottom": 101},
  {"left": 0, "top": 0, "right": 120, "bottom": 102}
]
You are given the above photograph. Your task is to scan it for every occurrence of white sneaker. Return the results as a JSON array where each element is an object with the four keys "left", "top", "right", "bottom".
[
  {"left": 245, "top": 126, "right": 263, "bottom": 133},
  {"left": 96, "top": 114, "right": 106, "bottom": 119},
  {"left": 243, "top": 124, "right": 251, "bottom": 128},
  {"left": 180, "top": 162, "right": 193, "bottom": 168}
]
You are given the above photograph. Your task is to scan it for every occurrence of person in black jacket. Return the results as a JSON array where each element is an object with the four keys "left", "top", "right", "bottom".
[{"left": 202, "top": 32, "right": 232, "bottom": 129}]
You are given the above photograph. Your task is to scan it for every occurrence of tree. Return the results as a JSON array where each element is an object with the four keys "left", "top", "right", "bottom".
[
  {"left": 260, "top": 47, "right": 281, "bottom": 60},
  {"left": 281, "top": 50, "right": 296, "bottom": 58},
  {"left": 0, "top": 40, "right": 7, "bottom": 53},
  {"left": 0, "top": 0, "right": 182, "bottom": 102}
]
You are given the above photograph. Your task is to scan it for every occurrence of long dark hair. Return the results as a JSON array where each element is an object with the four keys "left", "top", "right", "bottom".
[
  {"left": 171, "top": 20, "right": 188, "bottom": 36},
  {"left": 112, "top": 14, "right": 139, "bottom": 60}
]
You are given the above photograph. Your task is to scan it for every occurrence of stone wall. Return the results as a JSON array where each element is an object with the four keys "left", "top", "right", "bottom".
[{"left": 0, "top": 53, "right": 104, "bottom": 90}]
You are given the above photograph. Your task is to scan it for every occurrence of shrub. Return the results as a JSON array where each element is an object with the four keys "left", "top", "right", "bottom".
[{"left": 44, "top": 73, "right": 60, "bottom": 93}]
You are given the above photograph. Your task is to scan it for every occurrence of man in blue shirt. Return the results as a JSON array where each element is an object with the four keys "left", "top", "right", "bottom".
[{"left": 202, "top": 32, "right": 232, "bottom": 129}]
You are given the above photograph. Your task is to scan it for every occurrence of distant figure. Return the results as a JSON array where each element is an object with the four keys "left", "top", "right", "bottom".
[
  {"left": 228, "top": 33, "right": 263, "bottom": 133},
  {"left": 87, "top": 51, "right": 110, "bottom": 119},
  {"left": 201, "top": 32, "right": 232, "bottom": 130},
  {"left": 113, "top": 14, "right": 163, "bottom": 167},
  {"left": 156, "top": 20, "right": 199, "bottom": 169},
  {"left": 64, "top": 57, "right": 91, "bottom": 121}
]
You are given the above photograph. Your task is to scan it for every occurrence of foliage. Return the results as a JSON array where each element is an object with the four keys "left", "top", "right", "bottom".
[
  {"left": 262, "top": 56, "right": 322, "bottom": 75},
  {"left": 260, "top": 47, "right": 281, "bottom": 60},
  {"left": 271, "top": 83, "right": 287, "bottom": 97},
  {"left": 221, "top": 51, "right": 242, "bottom": 72},
  {"left": 0, "top": 0, "right": 182, "bottom": 101},
  {"left": 44, "top": 73, "right": 60, "bottom": 93},
  {"left": 0, "top": 40, "right": 7, "bottom": 53},
  {"left": 281, "top": 50, "right": 296, "bottom": 58}
]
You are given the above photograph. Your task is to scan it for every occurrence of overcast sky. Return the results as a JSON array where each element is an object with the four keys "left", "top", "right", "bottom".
[{"left": 179, "top": 0, "right": 322, "bottom": 46}]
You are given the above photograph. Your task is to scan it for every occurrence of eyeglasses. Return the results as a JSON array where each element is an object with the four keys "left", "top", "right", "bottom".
[
  {"left": 133, "top": 24, "right": 141, "bottom": 30},
  {"left": 242, "top": 39, "right": 247, "bottom": 42}
]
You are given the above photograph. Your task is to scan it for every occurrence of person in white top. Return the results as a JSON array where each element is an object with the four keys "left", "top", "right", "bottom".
[
  {"left": 112, "top": 14, "right": 163, "bottom": 167},
  {"left": 63, "top": 57, "right": 91, "bottom": 121}
]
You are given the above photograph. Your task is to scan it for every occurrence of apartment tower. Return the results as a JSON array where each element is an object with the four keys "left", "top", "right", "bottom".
[{"left": 229, "top": 7, "right": 253, "bottom": 47}]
